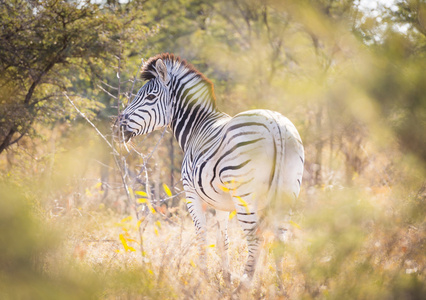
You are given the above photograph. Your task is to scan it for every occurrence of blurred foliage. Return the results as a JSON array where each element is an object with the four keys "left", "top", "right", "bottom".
[
  {"left": 0, "top": 183, "right": 100, "bottom": 299},
  {"left": 0, "top": 0, "right": 149, "bottom": 154},
  {"left": 0, "top": 0, "right": 425, "bottom": 299}
]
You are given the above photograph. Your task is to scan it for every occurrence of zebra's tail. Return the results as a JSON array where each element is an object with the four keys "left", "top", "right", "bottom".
[{"left": 267, "top": 113, "right": 304, "bottom": 214}]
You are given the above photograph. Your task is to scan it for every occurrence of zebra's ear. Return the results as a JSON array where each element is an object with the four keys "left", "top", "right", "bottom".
[{"left": 155, "top": 59, "right": 169, "bottom": 84}]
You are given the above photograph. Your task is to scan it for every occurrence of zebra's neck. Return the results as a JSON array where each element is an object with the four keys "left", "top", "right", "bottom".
[{"left": 169, "top": 73, "right": 227, "bottom": 151}]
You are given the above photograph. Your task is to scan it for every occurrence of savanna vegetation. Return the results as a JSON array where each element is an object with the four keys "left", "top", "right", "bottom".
[{"left": 1, "top": 0, "right": 425, "bottom": 299}]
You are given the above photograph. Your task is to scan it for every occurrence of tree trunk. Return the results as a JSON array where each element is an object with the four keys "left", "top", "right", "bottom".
[
  {"left": 0, "top": 128, "right": 16, "bottom": 155},
  {"left": 314, "top": 106, "right": 323, "bottom": 186}
]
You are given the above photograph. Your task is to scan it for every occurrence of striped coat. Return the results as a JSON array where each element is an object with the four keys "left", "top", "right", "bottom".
[{"left": 116, "top": 53, "right": 304, "bottom": 285}]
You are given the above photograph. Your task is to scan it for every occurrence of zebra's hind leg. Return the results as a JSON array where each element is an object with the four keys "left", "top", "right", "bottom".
[
  {"left": 271, "top": 213, "right": 293, "bottom": 295},
  {"left": 233, "top": 201, "right": 264, "bottom": 290},
  {"left": 216, "top": 210, "right": 231, "bottom": 285},
  {"left": 272, "top": 226, "right": 288, "bottom": 293}
]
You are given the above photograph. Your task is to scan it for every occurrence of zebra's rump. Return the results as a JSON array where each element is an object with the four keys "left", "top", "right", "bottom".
[{"left": 190, "top": 109, "right": 304, "bottom": 212}]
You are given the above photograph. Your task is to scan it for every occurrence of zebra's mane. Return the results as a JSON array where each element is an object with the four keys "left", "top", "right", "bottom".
[{"left": 141, "top": 53, "right": 217, "bottom": 105}]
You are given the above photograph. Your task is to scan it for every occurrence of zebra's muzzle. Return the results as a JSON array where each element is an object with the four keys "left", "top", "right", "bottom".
[
  {"left": 119, "top": 126, "right": 132, "bottom": 143},
  {"left": 112, "top": 119, "right": 132, "bottom": 143}
]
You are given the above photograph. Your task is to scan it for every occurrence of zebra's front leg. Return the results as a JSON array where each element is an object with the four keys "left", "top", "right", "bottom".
[
  {"left": 186, "top": 193, "right": 208, "bottom": 275},
  {"left": 216, "top": 209, "right": 231, "bottom": 285}
]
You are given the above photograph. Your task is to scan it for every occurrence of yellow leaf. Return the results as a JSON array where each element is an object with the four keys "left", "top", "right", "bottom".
[
  {"left": 135, "top": 190, "right": 148, "bottom": 197},
  {"left": 235, "top": 196, "right": 250, "bottom": 213},
  {"left": 147, "top": 201, "right": 156, "bottom": 214},
  {"left": 119, "top": 233, "right": 135, "bottom": 252},
  {"left": 209, "top": 244, "right": 215, "bottom": 248},
  {"left": 229, "top": 210, "right": 237, "bottom": 220},
  {"left": 148, "top": 269, "right": 154, "bottom": 275},
  {"left": 137, "top": 218, "right": 145, "bottom": 228},
  {"left": 163, "top": 183, "right": 172, "bottom": 197},
  {"left": 95, "top": 182, "right": 102, "bottom": 189},
  {"left": 119, "top": 234, "right": 126, "bottom": 245},
  {"left": 289, "top": 220, "right": 301, "bottom": 229},
  {"left": 190, "top": 260, "right": 196, "bottom": 267},
  {"left": 114, "top": 249, "right": 120, "bottom": 253},
  {"left": 137, "top": 198, "right": 147, "bottom": 203},
  {"left": 219, "top": 185, "right": 230, "bottom": 192},
  {"left": 155, "top": 220, "right": 162, "bottom": 229},
  {"left": 154, "top": 227, "right": 159, "bottom": 236},
  {"left": 121, "top": 216, "right": 132, "bottom": 223}
]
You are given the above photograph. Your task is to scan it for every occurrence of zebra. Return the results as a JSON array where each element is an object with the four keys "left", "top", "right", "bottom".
[{"left": 114, "top": 53, "right": 304, "bottom": 287}]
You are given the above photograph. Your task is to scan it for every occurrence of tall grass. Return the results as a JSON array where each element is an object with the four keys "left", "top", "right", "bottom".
[{"left": 1, "top": 155, "right": 424, "bottom": 299}]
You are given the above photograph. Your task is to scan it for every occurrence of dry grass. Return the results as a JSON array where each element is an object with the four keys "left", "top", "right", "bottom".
[
  {"left": 1, "top": 136, "right": 424, "bottom": 299},
  {"left": 36, "top": 183, "right": 424, "bottom": 300}
]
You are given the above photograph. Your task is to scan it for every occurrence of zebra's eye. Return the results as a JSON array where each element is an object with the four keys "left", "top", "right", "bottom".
[{"left": 146, "top": 94, "right": 156, "bottom": 100}]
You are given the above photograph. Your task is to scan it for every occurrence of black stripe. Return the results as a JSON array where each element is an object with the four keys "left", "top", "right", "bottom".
[
  {"left": 233, "top": 177, "right": 254, "bottom": 189},
  {"left": 226, "top": 122, "right": 270, "bottom": 133},
  {"left": 210, "top": 138, "right": 263, "bottom": 190},
  {"left": 239, "top": 220, "right": 256, "bottom": 224},
  {"left": 218, "top": 160, "right": 251, "bottom": 178},
  {"left": 178, "top": 103, "right": 200, "bottom": 150}
]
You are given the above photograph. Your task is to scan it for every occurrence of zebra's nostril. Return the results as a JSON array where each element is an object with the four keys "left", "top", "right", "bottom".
[
  {"left": 118, "top": 124, "right": 132, "bottom": 142},
  {"left": 112, "top": 120, "right": 132, "bottom": 143}
]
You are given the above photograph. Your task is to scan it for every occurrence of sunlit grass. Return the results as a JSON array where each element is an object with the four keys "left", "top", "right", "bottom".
[{"left": 2, "top": 163, "right": 423, "bottom": 299}]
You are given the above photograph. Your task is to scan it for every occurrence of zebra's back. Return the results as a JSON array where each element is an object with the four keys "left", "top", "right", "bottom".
[{"left": 190, "top": 109, "right": 304, "bottom": 213}]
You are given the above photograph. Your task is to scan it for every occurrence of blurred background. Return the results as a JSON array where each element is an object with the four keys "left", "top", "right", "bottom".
[{"left": 0, "top": 0, "right": 425, "bottom": 299}]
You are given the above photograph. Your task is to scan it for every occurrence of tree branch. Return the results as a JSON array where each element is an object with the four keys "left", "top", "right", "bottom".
[{"left": 64, "top": 92, "right": 119, "bottom": 155}]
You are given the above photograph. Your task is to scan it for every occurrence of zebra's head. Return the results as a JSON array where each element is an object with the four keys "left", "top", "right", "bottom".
[{"left": 114, "top": 59, "right": 172, "bottom": 143}]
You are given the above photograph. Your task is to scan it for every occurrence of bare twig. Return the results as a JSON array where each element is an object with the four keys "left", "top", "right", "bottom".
[
  {"left": 64, "top": 92, "right": 119, "bottom": 155},
  {"left": 161, "top": 191, "right": 185, "bottom": 202},
  {"left": 97, "top": 84, "right": 118, "bottom": 99},
  {"left": 100, "top": 80, "right": 119, "bottom": 90}
]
